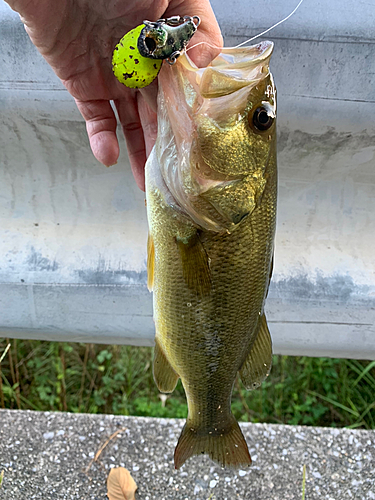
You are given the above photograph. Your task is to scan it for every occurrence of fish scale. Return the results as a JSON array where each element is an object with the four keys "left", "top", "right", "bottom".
[{"left": 146, "top": 42, "right": 277, "bottom": 469}]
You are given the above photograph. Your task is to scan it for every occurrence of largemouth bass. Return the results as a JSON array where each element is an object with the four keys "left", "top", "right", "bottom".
[{"left": 145, "top": 41, "right": 277, "bottom": 469}]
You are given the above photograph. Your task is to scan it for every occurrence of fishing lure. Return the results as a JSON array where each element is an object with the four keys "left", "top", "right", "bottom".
[{"left": 112, "top": 15, "right": 200, "bottom": 89}]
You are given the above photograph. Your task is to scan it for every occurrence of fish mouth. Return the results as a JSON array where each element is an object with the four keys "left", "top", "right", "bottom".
[
  {"left": 156, "top": 41, "right": 275, "bottom": 232},
  {"left": 182, "top": 41, "right": 274, "bottom": 99}
]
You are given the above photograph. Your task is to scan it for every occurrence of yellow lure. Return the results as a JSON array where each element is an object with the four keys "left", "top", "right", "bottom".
[{"left": 112, "top": 24, "right": 162, "bottom": 89}]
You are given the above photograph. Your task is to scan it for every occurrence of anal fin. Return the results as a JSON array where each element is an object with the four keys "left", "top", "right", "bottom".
[
  {"left": 176, "top": 231, "right": 211, "bottom": 296},
  {"left": 153, "top": 340, "right": 179, "bottom": 394},
  {"left": 239, "top": 313, "right": 273, "bottom": 391}
]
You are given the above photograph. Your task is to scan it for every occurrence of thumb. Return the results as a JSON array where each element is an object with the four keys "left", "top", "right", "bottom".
[{"left": 169, "top": 1, "right": 223, "bottom": 67}]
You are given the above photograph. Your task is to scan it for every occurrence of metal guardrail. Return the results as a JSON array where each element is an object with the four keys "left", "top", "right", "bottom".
[{"left": 1, "top": 1, "right": 374, "bottom": 359}]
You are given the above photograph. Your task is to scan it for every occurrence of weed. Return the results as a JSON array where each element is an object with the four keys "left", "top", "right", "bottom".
[
  {"left": 0, "top": 339, "right": 374, "bottom": 429},
  {"left": 302, "top": 464, "right": 306, "bottom": 500},
  {"left": 0, "top": 343, "right": 10, "bottom": 409},
  {"left": 0, "top": 344, "right": 10, "bottom": 364}
]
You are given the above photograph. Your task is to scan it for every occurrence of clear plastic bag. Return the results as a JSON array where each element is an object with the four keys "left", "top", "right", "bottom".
[{"left": 148, "top": 41, "right": 275, "bottom": 232}]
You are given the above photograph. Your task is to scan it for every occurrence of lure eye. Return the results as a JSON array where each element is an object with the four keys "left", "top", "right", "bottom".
[
  {"left": 145, "top": 36, "right": 157, "bottom": 53},
  {"left": 252, "top": 106, "right": 274, "bottom": 131}
]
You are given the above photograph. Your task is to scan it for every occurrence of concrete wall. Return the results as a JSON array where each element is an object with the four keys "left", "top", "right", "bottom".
[{"left": 1, "top": 1, "right": 374, "bottom": 359}]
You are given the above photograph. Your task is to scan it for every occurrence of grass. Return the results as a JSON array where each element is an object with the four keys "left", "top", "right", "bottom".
[
  {"left": 0, "top": 338, "right": 374, "bottom": 429},
  {"left": 302, "top": 464, "right": 306, "bottom": 500}
]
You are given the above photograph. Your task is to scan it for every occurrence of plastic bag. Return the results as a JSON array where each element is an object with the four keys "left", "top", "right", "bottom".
[{"left": 147, "top": 41, "right": 275, "bottom": 232}]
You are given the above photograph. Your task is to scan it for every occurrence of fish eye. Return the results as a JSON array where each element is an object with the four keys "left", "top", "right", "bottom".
[{"left": 251, "top": 106, "right": 274, "bottom": 132}]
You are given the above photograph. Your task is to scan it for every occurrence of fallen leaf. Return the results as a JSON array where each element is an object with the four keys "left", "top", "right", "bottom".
[
  {"left": 107, "top": 467, "right": 137, "bottom": 500},
  {"left": 85, "top": 427, "right": 126, "bottom": 473}
]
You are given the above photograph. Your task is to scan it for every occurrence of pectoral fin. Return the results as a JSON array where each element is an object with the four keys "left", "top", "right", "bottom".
[
  {"left": 176, "top": 232, "right": 211, "bottom": 296},
  {"left": 147, "top": 233, "right": 155, "bottom": 291},
  {"left": 153, "top": 340, "right": 179, "bottom": 394},
  {"left": 239, "top": 314, "right": 272, "bottom": 390}
]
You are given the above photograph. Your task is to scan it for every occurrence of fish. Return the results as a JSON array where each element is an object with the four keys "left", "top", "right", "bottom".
[{"left": 145, "top": 41, "right": 277, "bottom": 469}]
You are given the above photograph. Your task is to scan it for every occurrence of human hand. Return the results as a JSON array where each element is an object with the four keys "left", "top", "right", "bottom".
[{"left": 5, "top": 0, "right": 222, "bottom": 190}]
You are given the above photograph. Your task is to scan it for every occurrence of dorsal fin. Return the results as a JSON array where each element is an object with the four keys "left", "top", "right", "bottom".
[{"left": 239, "top": 313, "right": 272, "bottom": 390}]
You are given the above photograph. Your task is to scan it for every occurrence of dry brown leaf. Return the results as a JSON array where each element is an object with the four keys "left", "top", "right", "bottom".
[
  {"left": 85, "top": 427, "right": 127, "bottom": 474},
  {"left": 107, "top": 467, "right": 137, "bottom": 500}
]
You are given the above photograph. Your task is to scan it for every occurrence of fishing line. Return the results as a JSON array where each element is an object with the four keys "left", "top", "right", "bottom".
[
  {"left": 235, "top": 0, "right": 305, "bottom": 47},
  {"left": 186, "top": 0, "right": 305, "bottom": 53}
]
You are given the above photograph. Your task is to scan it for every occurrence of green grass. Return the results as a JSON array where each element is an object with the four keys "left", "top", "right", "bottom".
[
  {"left": 302, "top": 464, "right": 306, "bottom": 500},
  {"left": 0, "top": 338, "right": 374, "bottom": 429}
]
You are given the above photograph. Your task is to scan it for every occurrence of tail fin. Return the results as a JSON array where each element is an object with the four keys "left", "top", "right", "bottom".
[{"left": 174, "top": 415, "right": 251, "bottom": 469}]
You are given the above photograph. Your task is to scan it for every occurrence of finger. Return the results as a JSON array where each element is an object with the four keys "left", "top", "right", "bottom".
[
  {"left": 188, "top": 26, "right": 223, "bottom": 68},
  {"left": 140, "top": 79, "right": 159, "bottom": 114},
  {"left": 75, "top": 99, "right": 119, "bottom": 167},
  {"left": 167, "top": 0, "right": 223, "bottom": 67},
  {"left": 137, "top": 92, "right": 158, "bottom": 158},
  {"left": 115, "top": 94, "right": 147, "bottom": 191}
]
